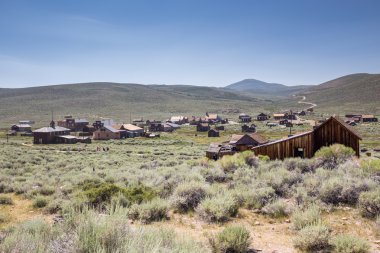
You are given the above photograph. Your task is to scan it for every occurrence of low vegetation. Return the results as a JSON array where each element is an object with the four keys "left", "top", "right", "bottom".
[{"left": 0, "top": 133, "right": 379, "bottom": 252}]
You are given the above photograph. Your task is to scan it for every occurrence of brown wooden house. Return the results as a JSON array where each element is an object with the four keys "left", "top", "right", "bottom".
[
  {"left": 147, "top": 120, "right": 164, "bottom": 132},
  {"left": 57, "top": 116, "right": 89, "bottom": 132},
  {"left": 197, "top": 123, "right": 210, "bottom": 132},
  {"left": 239, "top": 113, "right": 252, "bottom": 122},
  {"left": 206, "top": 143, "right": 235, "bottom": 160},
  {"left": 229, "top": 133, "right": 268, "bottom": 152},
  {"left": 242, "top": 124, "right": 256, "bottom": 133},
  {"left": 252, "top": 116, "right": 362, "bottom": 160},
  {"left": 208, "top": 129, "right": 220, "bottom": 137},
  {"left": 33, "top": 121, "right": 71, "bottom": 144},
  {"left": 362, "top": 115, "right": 378, "bottom": 122},
  {"left": 257, "top": 113, "right": 269, "bottom": 121},
  {"left": 93, "top": 125, "right": 122, "bottom": 140}
]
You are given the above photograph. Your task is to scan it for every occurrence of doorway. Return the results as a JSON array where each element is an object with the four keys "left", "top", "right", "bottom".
[{"left": 294, "top": 147, "right": 305, "bottom": 158}]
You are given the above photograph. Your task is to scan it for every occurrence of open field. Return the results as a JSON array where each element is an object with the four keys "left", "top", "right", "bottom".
[{"left": 1, "top": 121, "right": 380, "bottom": 252}]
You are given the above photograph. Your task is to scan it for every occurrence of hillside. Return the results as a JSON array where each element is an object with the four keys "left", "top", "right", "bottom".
[
  {"left": 299, "top": 73, "right": 380, "bottom": 114},
  {"left": 225, "top": 79, "right": 310, "bottom": 96},
  {"left": 0, "top": 82, "right": 274, "bottom": 127}
]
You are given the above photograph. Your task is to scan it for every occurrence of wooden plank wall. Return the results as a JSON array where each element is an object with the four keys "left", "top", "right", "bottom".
[
  {"left": 313, "top": 118, "right": 360, "bottom": 156},
  {"left": 252, "top": 132, "right": 313, "bottom": 160}
]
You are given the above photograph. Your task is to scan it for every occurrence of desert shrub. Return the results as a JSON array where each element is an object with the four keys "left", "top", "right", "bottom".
[
  {"left": 196, "top": 193, "right": 239, "bottom": 223},
  {"left": 128, "top": 198, "right": 169, "bottom": 224},
  {"left": 33, "top": 196, "right": 49, "bottom": 208},
  {"left": 0, "top": 195, "right": 13, "bottom": 205},
  {"left": 284, "top": 157, "right": 315, "bottom": 173},
  {"left": 38, "top": 186, "right": 55, "bottom": 196},
  {"left": 262, "top": 168, "right": 302, "bottom": 197},
  {"left": 170, "top": 181, "right": 207, "bottom": 213},
  {"left": 209, "top": 225, "right": 251, "bottom": 253},
  {"left": 331, "top": 234, "right": 370, "bottom": 253},
  {"left": 240, "top": 151, "right": 259, "bottom": 168},
  {"left": 358, "top": 188, "right": 380, "bottom": 218},
  {"left": 315, "top": 144, "right": 355, "bottom": 169},
  {"left": 45, "top": 198, "right": 64, "bottom": 214},
  {"left": 245, "top": 187, "right": 276, "bottom": 209},
  {"left": 360, "top": 158, "right": 380, "bottom": 175},
  {"left": 80, "top": 182, "right": 156, "bottom": 208},
  {"left": 202, "top": 167, "right": 228, "bottom": 183},
  {"left": 0, "top": 219, "right": 52, "bottom": 252},
  {"left": 293, "top": 223, "right": 331, "bottom": 252},
  {"left": 219, "top": 154, "right": 246, "bottom": 173},
  {"left": 262, "top": 199, "right": 291, "bottom": 218},
  {"left": 291, "top": 204, "right": 321, "bottom": 230}
]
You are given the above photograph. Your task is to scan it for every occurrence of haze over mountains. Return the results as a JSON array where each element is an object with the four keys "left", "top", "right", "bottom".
[{"left": 225, "top": 79, "right": 311, "bottom": 96}]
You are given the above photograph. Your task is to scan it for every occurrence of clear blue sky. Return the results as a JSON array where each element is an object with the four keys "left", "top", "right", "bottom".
[{"left": 1, "top": 0, "right": 379, "bottom": 88}]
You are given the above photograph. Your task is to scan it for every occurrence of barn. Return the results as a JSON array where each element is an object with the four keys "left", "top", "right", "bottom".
[
  {"left": 252, "top": 116, "right": 361, "bottom": 160},
  {"left": 229, "top": 133, "right": 268, "bottom": 152}
]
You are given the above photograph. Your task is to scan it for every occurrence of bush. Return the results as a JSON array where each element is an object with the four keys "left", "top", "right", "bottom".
[
  {"left": 358, "top": 188, "right": 380, "bottom": 218},
  {"left": 80, "top": 182, "right": 156, "bottom": 208},
  {"left": 0, "top": 195, "right": 13, "bottom": 205},
  {"left": 331, "top": 234, "right": 370, "bottom": 253},
  {"left": 170, "top": 181, "right": 207, "bottom": 213},
  {"left": 291, "top": 204, "right": 321, "bottom": 230},
  {"left": 319, "top": 176, "right": 369, "bottom": 205},
  {"left": 196, "top": 193, "right": 239, "bottom": 223},
  {"left": 360, "top": 158, "right": 380, "bottom": 175},
  {"left": 219, "top": 154, "right": 246, "bottom": 173},
  {"left": 33, "top": 196, "right": 49, "bottom": 208},
  {"left": 209, "top": 225, "right": 251, "bottom": 253},
  {"left": 315, "top": 144, "right": 355, "bottom": 169},
  {"left": 262, "top": 168, "right": 302, "bottom": 197},
  {"left": 262, "top": 199, "right": 291, "bottom": 218},
  {"left": 128, "top": 198, "right": 169, "bottom": 224},
  {"left": 294, "top": 223, "right": 330, "bottom": 251},
  {"left": 284, "top": 158, "right": 315, "bottom": 173},
  {"left": 245, "top": 187, "right": 276, "bottom": 209}
]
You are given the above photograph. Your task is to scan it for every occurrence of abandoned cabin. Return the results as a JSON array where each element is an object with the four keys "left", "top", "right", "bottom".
[
  {"left": 257, "top": 113, "right": 269, "bottom": 121},
  {"left": 132, "top": 118, "right": 145, "bottom": 128},
  {"left": 252, "top": 116, "right": 361, "bottom": 160},
  {"left": 239, "top": 113, "right": 252, "bottom": 123},
  {"left": 242, "top": 124, "right": 256, "bottom": 133},
  {"left": 11, "top": 124, "right": 32, "bottom": 133},
  {"left": 93, "top": 125, "right": 123, "bottom": 140},
  {"left": 167, "top": 116, "right": 188, "bottom": 125},
  {"left": 229, "top": 133, "right": 268, "bottom": 152},
  {"left": 57, "top": 116, "right": 89, "bottom": 132},
  {"left": 197, "top": 123, "right": 210, "bottom": 132},
  {"left": 208, "top": 129, "right": 220, "bottom": 137},
  {"left": 205, "top": 113, "right": 221, "bottom": 124},
  {"left": 33, "top": 121, "right": 70, "bottom": 144},
  {"left": 206, "top": 143, "right": 235, "bottom": 160},
  {"left": 147, "top": 120, "right": 164, "bottom": 132},
  {"left": 362, "top": 115, "right": 378, "bottom": 122}
]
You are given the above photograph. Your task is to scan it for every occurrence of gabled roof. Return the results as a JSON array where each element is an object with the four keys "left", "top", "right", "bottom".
[
  {"left": 33, "top": 126, "right": 70, "bottom": 133},
  {"left": 257, "top": 113, "right": 268, "bottom": 116},
  {"left": 252, "top": 131, "right": 313, "bottom": 149},
  {"left": 230, "top": 133, "right": 267, "bottom": 145},
  {"left": 122, "top": 124, "right": 143, "bottom": 131},
  {"left": 101, "top": 125, "right": 120, "bottom": 133},
  {"left": 314, "top": 116, "right": 362, "bottom": 140}
]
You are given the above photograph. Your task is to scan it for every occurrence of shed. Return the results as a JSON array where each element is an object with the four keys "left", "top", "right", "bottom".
[
  {"left": 229, "top": 133, "right": 268, "bottom": 151},
  {"left": 252, "top": 116, "right": 362, "bottom": 160},
  {"left": 206, "top": 143, "right": 235, "bottom": 160},
  {"left": 242, "top": 124, "right": 256, "bottom": 133},
  {"left": 257, "top": 113, "right": 269, "bottom": 121},
  {"left": 362, "top": 115, "right": 378, "bottom": 122},
  {"left": 208, "top": 129, "right": 220, "bottom": 137},
  {"left": 197, "top": 123, "right": 210, "bottom": 132}
]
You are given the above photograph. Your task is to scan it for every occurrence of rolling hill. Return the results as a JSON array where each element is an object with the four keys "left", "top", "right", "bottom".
[
  {"left": 225, "top": 79, "right": 311, "bottom": 96},
  {"left": 0, "top": 82, "right": 275, "bottom": 127},
  {"left": 298, "top": 73, "right": 380, "bottom": 114}
]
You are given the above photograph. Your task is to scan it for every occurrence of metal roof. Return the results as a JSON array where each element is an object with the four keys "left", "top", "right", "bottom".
[{"left": 33, "top": 126, "right": 70, "bottom": 133}]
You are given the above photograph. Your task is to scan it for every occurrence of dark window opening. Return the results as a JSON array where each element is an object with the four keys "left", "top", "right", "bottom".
[{"left": 294, "top": 147, "right": 305, "bottom": 158}]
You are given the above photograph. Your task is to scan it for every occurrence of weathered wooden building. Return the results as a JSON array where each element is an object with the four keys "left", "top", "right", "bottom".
[
  {"left": 11, "top": 124, "right": 32, "bottom": 132},
  {"left": 93, "top": 125, "right": 122, "bottom": 140},
  {"left": 257, "top": 113, "right": 269, "bottom": 121},
  {"left": 208, "top": 129, "right": 220, "bottom": 137},
  {"left": 57, "top": 116, "right": 89, "bottom": 132},
  {"left": 197, "top": 123, "right": 210, "bottom": 132},
  {"left": 239, "top": 113, "right": 252, "bottom": 123},
  {"left": 229, "top": 133, "right": 268, "bottom": 152},
  {"left": 241, "top": 124, "right": 256, "bottom": 133},
  {"left": 252, "top": 116, "right": 361, "bottom": 160},
  {"left": 206, "top": 143, "right": 235, "bottom": 160},
  {"left": 33, "top": 121, "right": 71, "bottom": 144},
  {"left": 362, "top": 115, "right": 378, "bottom": 122}
]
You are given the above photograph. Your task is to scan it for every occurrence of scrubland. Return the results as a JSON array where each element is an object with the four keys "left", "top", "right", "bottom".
[{"left": 0, "top": 124, "right": 380, "bottom": 253}]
